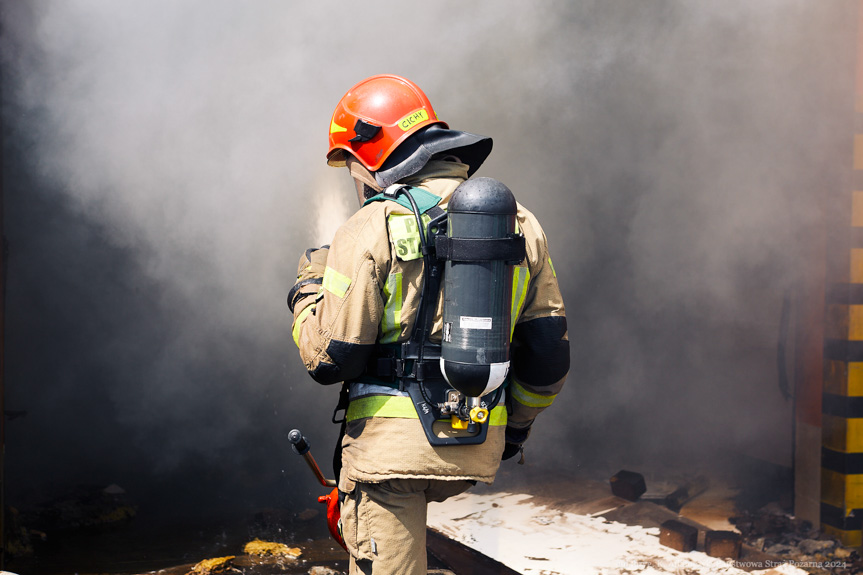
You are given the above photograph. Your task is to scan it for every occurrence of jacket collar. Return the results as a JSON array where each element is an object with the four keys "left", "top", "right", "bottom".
[{"left": 402, "top": 160, "right": 469, "bottom": 190}]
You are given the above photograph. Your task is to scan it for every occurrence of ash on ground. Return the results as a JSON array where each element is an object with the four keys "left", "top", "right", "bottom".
[{"left": 732, "top": 505, "right": 861, "bottom": 574}]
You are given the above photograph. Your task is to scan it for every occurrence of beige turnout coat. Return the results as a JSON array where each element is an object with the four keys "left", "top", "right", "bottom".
[{"left": 291, "top": 161, "right": 569, "bottom": 488}]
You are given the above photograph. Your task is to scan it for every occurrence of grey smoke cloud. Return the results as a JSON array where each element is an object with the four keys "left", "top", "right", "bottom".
[{"left": 1, "top": 0, "right": 857, "bottom": 515}]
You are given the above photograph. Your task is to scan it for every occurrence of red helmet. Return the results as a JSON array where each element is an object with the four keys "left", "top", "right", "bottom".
[{"left": 327, "top": 74, "right": 448, "bottom": 171}]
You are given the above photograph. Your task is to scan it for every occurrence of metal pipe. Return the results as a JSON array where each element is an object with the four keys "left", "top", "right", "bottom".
[{"left": 288, "top": 429, "right": 336, "bottom": 488}]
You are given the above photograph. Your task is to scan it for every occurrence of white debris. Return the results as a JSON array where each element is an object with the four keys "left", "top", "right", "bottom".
[
  {"left": 427, "top": 492, "right": 809, "bottom": 575},
  {"left": 797, "top": 538, "right": 834, "bottom": 555}
]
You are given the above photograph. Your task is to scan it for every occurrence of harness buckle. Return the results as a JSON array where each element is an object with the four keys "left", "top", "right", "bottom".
[
  {"left": 332, "top": 383, "right": 350, "bottom": 424},
  {"left": 394, "top": 358, "right": 406, "bottom": 378},
  {"left": 384, "top": 183, "right": 405, "bottom": 199}
]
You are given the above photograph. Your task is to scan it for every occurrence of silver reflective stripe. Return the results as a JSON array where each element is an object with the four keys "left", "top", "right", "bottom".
[
  {"left": 512, "top": 380, "right": 556, "bottom": 408},
  {"left": 349, "top": 382, "right": 409, "bottom": 400}
]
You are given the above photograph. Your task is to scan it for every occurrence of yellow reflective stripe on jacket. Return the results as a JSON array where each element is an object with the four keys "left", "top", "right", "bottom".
[
  {"left": 323, "top": 266, "right": 351, "bottom": 298},
  {"left": 488, "top": 404, "right": 507, "bottom": 426},
  {"left": 292, "top": 304, "right": 314, "bottom": 347},
  {"left": 347, "top": 395, "right": 507, "bottom": 426},
  {"left": 510, "top": 266, "right": 531, "bottom": 338},
  {"left": 379, "top": 272, "right": 403, "bottom": 344},
  {"left": 347, "top": 395, "right": 417, "bottom": 420},
  {"left": 548, "top": 257, "right": 557, "bottom": 278},
  {"left": 511, "top": 380, "right": 556, "bottom": 408}
]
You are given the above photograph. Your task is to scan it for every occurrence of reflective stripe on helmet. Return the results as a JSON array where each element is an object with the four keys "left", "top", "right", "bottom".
[
  {"left": 346, "top": 394, "right": 508, "bottom": 425},
  {"left": 511, "top": 380, "right": 557, "bottom": 409}
]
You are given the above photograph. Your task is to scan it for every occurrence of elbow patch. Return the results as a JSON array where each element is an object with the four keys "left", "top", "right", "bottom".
[
  {"left": 309, "top": 339, "right": 374, "bottom": 385},
  {"left": 511, "top": 316, "right": 570, "bottom": 387}
]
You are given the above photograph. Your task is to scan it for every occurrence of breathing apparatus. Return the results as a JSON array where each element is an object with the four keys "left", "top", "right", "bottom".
[{"left": 368, "top": 178, "right": 525, "bottom": 446}]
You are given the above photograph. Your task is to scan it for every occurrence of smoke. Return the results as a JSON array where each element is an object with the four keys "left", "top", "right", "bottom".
[
  {"left": 0, "top": 0, "right": 857, "bottom": 522},
  {"left": 313, "top": 168, "right": 352, "bottom": 248}
]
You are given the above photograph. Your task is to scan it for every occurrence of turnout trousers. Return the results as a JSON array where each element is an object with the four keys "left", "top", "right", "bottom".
[{"left": 341, "top": 478, "right": 473, "bottom": 575}]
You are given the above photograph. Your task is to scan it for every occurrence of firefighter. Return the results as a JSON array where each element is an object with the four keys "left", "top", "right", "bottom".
[{"left": 289, "top": 74, "right": 569, "bottom": 574}]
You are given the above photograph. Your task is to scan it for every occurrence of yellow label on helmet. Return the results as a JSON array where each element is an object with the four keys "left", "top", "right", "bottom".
[
  {"left": 330, "top": 119, "right": 347, "bottom": 134},
  {"left": 397, "top": 109, "right": 430, "bottom": 131}
]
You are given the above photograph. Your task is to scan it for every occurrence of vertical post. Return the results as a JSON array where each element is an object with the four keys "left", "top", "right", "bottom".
[
  {"left": 818, "top": 0, "right": 863, "bottom": 547},
  {"left": 793, "top": 237, "right": 825, "bottom": 527},
  {"left": 0, "top": 48, "right": 6, "bottom": 568},
  {"left": 0, "top": 41, "right": 7, "bottom": 570},
  {"left": 0, "top": 41, "right": 6, "bottom": 569}
]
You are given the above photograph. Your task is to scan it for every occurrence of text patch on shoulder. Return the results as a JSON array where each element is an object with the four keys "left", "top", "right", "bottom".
[{"left": 387, "top": 213, "right": 430, "bottom": 261}]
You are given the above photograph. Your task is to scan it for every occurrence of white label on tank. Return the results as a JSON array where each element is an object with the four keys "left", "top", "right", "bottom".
[{"left": 460, "top": 316, "right": 493, "bottom": 330}]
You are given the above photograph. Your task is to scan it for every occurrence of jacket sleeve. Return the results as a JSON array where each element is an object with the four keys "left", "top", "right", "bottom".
[
  {"left": 291, "top": 211, "right": 385, "bottom": 385},
  {"left": 508, "top": 214, "right": 570, "bottom": 431}
]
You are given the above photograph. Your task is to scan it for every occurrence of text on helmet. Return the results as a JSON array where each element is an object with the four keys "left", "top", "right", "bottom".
[{"left": 398, "top": 109, "right": 430, "bottom": 131}]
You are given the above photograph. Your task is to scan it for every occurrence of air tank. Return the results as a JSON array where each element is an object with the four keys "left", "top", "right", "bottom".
[{"left": 440, "top": 177, "right": 518, "bottom": 398}]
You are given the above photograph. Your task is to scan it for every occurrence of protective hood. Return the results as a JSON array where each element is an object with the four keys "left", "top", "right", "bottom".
[{"left": 374, "top": 124, "right": 493, "bottom": 188}]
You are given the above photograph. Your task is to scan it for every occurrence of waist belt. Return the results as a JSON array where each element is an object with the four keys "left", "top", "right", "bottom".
[{"left": 359, "top": 344, "right": 444, "bottom": 384}]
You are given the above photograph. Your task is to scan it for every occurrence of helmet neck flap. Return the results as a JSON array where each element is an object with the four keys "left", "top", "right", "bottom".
[{"left": 374, "top": 124, "right": 492, "bottom": 188}]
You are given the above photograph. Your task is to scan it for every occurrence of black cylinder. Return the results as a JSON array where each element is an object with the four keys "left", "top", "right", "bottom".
[{"left": 440, "top": 178, "right": 516, "bottom": 398}]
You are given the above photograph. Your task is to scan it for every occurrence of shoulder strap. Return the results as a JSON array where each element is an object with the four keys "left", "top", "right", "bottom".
[
  {"left": 331, "top": 382, "right": 350, "bottom": 481},
  {"left": 363, "top": 185, "right": 441, "bottom": 214}
]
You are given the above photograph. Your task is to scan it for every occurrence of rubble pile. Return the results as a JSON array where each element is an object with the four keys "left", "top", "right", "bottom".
[
  {"left": 3, "top": 483, "right": 136, "bottom": 563},
  {"left": 731, "top": 507, "right": 861, "bottom": 574},
  {"left": 4, "top": 506, "right": 37, "bottom": 558}
]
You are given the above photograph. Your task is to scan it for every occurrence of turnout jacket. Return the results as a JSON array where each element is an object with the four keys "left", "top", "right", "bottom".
[{"left": 291, "top": 161, "right": 569, "bottom": 486}]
